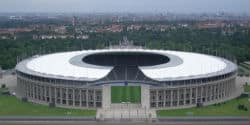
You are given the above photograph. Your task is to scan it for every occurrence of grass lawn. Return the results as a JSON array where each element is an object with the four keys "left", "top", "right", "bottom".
[
  {"left": 0, "top": 95, "right": 96, "bottom": 116},
  {"left": 157, "top": 96, "right": 250, "bottom": 116},
  {"left": 111, "top": 86, "right": 141, "bottom": 103},
  {"left": 244, "top": 85, "right": 250, "bottom": 92}
]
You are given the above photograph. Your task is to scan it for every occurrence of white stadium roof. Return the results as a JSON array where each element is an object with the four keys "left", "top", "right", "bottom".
[{"left": 16, "top": 49, "right": 237, "bottom": 81}]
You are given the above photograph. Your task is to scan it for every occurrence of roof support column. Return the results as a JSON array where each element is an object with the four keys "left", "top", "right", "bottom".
[
  {"left": 80, "top": 89, "right": 82, "bottom": 107},
  {"left": 212, "top": 85, "right": 215, "bottom": 100},
  {"left": 204, "top": 85, "right": 207, "bottom": 102},
  {"left": 32, "top": 83, "right": 35, "bottom": 99},
  {"left": 177, "top": 89, "right": 180, "bottom": 106},
  {"left": 49, "top": 86, "right": 52, "bottom": 103},
  {"left": 141, "top": 85, "right": 150, "bottom": 109},
  {"left": 66, "top": 88, "right": 69, "bottom": 105},
  {"left": 222, "top": 81, "right": 226, "bottom": 97},
  {"left": 86, "top": 89, "right": 89, "bottom": 108},
  {"left": 195, "top": 87, "right": 198, "bottom": 104},
  {"left": 156, "top": 90, "right": 159, "bottom": 108},
  {"left": 102, "top": 85, "right": 111, "bottom": 109},
  {"left": 60, "top": 88, "right": 63, "bottom": 105},
  {"left": 210, "top": 85, "right": 213, "bottom": 101},
  {"left": 190, "top": 88, "right": 192, "bottom": 105},
  {"left": 170, "top": 89, "right": 173, "bottom": 107},
  {"left": 73, "top": 88, "right": 75, "bottom": 106},
  {"left": 226, "top": 80, "right": 229, "bottom": 97},
  {"left": 17, "top": 80, "right": 21, "bottom": 97},
  {"left": 54, "top": 87, "right": 57, "bottom": 104},
  {"left": 94, "top": 89, "right": 96, "bottom": 108},
  {"left": 163, "top": 90, "right": 166, "bottom": 107},
  {"left": 183, "top": 88, "right": 186, "bottom": 105},
  {"left": 201, "top": 86, "right": 203, "bottom": 103},
  {"left": 19, "top": 81, "right": 23, "bottom": 97},
  {"left": 218, "top": 83, "right": 221, "bottom": 99},
  {"left": 214, "top": 84, "right": 217, "bottom": 100}
]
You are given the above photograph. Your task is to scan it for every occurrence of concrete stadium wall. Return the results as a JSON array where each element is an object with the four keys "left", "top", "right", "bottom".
[
  {"left": 16, "top": 75, "right": 102, "bottom": 109},
  {"left": 16, "top": 72, "right": 238, "bottom": 110},
  {"left": 149, "top": 75, "right": 238, "bottom": 109}
]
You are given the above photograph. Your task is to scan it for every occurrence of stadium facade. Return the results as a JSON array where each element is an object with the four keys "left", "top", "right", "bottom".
[{"left": 15, "top": 49, "right": 238, "bottom": 109}]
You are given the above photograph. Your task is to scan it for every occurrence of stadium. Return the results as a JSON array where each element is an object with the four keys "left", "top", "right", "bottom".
[{"left": 15, "top": 48, "right": 238, "bottom": 111}]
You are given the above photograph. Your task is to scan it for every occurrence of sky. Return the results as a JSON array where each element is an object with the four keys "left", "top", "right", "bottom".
[{"left": 0, "top": 0, "right": 249, "bottom": 14}]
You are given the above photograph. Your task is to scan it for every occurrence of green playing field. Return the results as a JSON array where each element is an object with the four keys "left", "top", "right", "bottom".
[{"left": 111, "top": 86, "right": 141, "bottom": 103}]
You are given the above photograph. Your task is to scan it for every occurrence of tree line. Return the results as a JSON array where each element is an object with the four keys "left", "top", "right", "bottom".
[{"left": 0, "top": 27, "right": 249, "bottom": 69}]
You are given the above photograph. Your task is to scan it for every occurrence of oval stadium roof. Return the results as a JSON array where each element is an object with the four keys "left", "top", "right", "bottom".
[{"left": 16, "top": 49, "right": 237, "bottom": 82}]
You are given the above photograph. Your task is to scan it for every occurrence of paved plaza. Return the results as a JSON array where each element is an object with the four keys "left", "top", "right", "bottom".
[
  {"left": 96, "top": 104, "right": 157, "bottom": 121},
  {"left": 0, "top": 72, "right": 17, "bottom": 93}
]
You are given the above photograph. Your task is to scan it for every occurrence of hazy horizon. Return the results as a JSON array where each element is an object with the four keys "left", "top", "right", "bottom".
[{"left": 0, "top": 0, "right": 249, "bottom": 14}]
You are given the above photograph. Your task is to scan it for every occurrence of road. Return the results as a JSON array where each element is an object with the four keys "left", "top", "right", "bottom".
[
  {"left": 158, "top": 116, "right": 250, "bottom": 125},
  {"left": 1, "top": 116, "right": 250, "bottom": 125}
]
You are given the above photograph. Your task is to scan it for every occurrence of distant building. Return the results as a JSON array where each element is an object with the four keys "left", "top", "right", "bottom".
[
  {"left": 108, "top": 25, "right": 123, "bottom": 32},
  {"left": 54, "top": 26, "right": 67, "bottom": 34},
  {"left": 197, "top": 21, "right": 224, "bottom": 29},
  {"left": 33, "top": 34, "right": 88, "bottom": 40},
  {"left": 76, "top": 35, "right": 89, "bottom": 39},
  {"left": 9, "top": 16, "right": 23, "bottom": 20},
  {"left": 0, "top": 28, "right": 32, "bottom": 34},
  {"left": 127, "top": 25, "right": 142, "bottom": 31}
]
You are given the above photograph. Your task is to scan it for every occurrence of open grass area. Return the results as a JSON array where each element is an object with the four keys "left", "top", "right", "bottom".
[
  {"left": 111, "top": 86, "right": 141, "bottom": 103},
  {"left": 157, "top": 96, "right": 250, "bottom": 116},
  {"left": 244, "top": 85, "right": 250, "bottom": 92},
  {"left": 0, "top": 95, "right": 96, "bottom": 116}
]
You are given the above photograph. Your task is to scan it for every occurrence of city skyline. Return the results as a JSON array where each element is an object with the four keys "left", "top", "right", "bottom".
[{"left": 0, "top": 0, "right": 249, "bottom": 14}]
